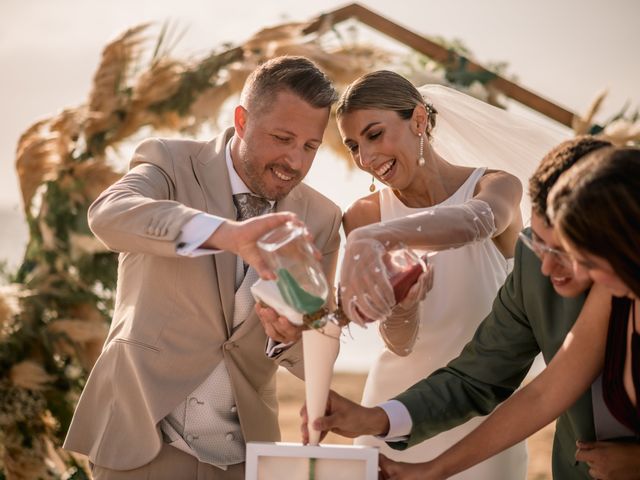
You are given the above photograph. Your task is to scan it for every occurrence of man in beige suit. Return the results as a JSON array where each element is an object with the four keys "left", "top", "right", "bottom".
[{"left": 64, "top": 56, "right": 342, "bottom": 479}]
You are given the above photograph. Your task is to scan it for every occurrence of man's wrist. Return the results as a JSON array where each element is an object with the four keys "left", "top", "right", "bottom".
[
  {"left": 371, "top": 406, "right": 391, "bottom": 436},
  {"left": 203, "top": 220, "right": 234, "bottom": 251}
]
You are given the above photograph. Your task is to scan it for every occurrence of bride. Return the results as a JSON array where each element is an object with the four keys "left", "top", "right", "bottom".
[{"left": 336, "top": 70, "right": 564, "bottom": 478}]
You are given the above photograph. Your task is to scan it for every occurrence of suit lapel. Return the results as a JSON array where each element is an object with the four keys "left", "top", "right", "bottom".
[
  {"left": 276, "top": 183, "right": 307, "bottom": 218},
  {"left": 191, "top": 128, "right": 237, "bottom": 335}
]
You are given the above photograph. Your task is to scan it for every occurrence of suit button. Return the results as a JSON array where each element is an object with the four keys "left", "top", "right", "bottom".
[
  {"left": 226, "top": 433, "right": 234, "bottom": 441},
  {"left": 224, "top": 342, "right": 236, "bottom": 350},
  {"left": 186, "top": 434, "right": 194, "bottom": 443},
  {"left": 230, "top": 406, "right": 237, "bottom": 413}
]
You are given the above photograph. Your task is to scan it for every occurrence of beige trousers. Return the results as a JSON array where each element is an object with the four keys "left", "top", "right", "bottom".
[{"left": 91, "top": 443, "right": 244, "bottom": 480}]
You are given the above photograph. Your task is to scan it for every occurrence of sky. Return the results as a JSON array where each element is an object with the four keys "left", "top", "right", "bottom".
[{"left": 1, "top": 0, "right": 638, "bottom": 370}]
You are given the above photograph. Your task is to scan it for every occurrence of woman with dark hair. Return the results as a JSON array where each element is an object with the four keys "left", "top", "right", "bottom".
[
  {"left": 333, "top": 70, "right": 566, "bottom": 478},
  {"left": 376, "top": 147, "right": 640, "bottom": 480},
  {"left": 551, "top": 147, "right": 640, "bottom": 441}
]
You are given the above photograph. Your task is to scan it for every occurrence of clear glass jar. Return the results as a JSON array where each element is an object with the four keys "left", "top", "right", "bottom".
[{"left": 257, "top": 221, "right": 329, "bottom": 315}]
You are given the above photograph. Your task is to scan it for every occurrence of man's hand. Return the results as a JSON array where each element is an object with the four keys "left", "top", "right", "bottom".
[
  {"left": 576, "top": 440, "right": 640, "bottom": 479},
  {"left": 299, "top": 390, "right": 390, "bottom": 444},
  {"left": 255, "top": 302, "right": 303, "bottom": 344},
  {"left": 203, "top": 212, "right": 298, "bottom": 279},
  {"left": 379, "top": 455, "right": 443, "bottom": 480}
]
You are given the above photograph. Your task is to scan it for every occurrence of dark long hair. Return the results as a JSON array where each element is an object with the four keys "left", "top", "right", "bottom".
[{"left": 549, "top": 147, "right": 640, "bottom": 297}]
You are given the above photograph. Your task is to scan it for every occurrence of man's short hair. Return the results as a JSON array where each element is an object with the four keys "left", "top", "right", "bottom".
[
  {"left": 529, "top": 135, "right": 612, "bottom": 225},
  {"left": 240, "top": 56, "right": 338, "bottom": 114}
]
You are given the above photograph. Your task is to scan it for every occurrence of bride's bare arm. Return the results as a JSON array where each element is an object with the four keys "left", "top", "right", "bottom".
[
  {"left": 474, "top": 170, "right": 523, "bottom": 258},
  {"left": 422, "top": 283, "right": 612, "bottom": 479},
  {"left": 474, "top": 170, "right": 523, "bottom": 235}
]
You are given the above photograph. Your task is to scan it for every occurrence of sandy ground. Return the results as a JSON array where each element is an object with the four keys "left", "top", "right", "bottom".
[{"left": 276, "top": 370, "right": 555, "bottom": 480}]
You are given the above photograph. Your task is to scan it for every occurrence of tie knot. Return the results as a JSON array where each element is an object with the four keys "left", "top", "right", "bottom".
[{"left": 233, "top": 193, "right": 272, "bottom": 221}]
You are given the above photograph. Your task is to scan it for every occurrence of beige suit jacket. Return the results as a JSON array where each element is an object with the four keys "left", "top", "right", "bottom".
[{"left": 63, "top": 128, "right": 342, "bottom": 470}]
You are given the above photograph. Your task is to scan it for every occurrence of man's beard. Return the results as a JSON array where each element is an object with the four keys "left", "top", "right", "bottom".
[{"left": 241, "top": 157, "right": 300, "bottom": 201}]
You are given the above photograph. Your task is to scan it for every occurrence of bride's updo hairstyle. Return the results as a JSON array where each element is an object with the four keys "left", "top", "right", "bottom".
[{"left": 336, "top": 70, "right": 437, "bottom": 139}]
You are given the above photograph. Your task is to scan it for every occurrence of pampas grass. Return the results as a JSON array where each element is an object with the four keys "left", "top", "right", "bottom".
[{"left": 9, "top": 361, "right": 55, "bottom": 391}]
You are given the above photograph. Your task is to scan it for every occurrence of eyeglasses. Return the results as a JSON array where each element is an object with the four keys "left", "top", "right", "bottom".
[{"left": 518, "top": 230, "right": 573, "bottom": 269}]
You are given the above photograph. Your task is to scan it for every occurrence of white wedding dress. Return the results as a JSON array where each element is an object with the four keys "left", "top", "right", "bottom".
[{"left": 355, "top": 168, "right": 528, "bottom": 479}]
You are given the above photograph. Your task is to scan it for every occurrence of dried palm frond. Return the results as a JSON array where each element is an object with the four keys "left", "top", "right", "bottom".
[
  {"left": 132, "top": 57, "right": 185, "bottom": 105},
  {"left": 48, "top": 107, "right": 86, "bottom": 148},
  {"left": 271, "top": 43, "right": 357, "bottom": 78},
  {"left": 84, "top": 23, "right": 151, "bottom": 139},
  {"left": 242, "top": 22, "right": 311, "bottom": 53},
  {"left": 188, "top": 81, "right": 235, "bottom": 129},
  {"left": 600, "top": 118, "right": 640, "bottom": 145},
  {"left": 573, "top": 90, "right": 608, "bottom": 135},
  {"left": 58, "top": 305, "right": 108, "bottom": 371},
  {"left": 67, "top": 302, "right": 106, "bottom": 324},
  {"left": 110, "top": 109, "right": 157, "bottom": 142},
  {"left": 324, "top": 45, "right": 393, "bottom": 86},
  {"left": 9, "top": 361, "right": 55, "bottom": 391},
  {"left": 151, "top": 110, "right": 186, "bottom": 132},
  {"left": 48, "top": 319, "right": 108, "bottom": 344},
  {"left": 15, "top": 118, "right": 50, "bottom": 158},
  {"left": 3, "top": 432, "right": 52, "bottom": 480},
  {"left": 71, "top": 158, "right": 122, "bottom": 203},
  {"left": 0, "top": 285, "right": 23, "bottom": 330},
  {"left": 225, "top": 63, "right": 254, "bottom": 95},
  {"left": 15, "top": 133, "right": 65, "bottom": 214},
  {"left": 48, "top": 317, "right": 108, "bottom": 370}
]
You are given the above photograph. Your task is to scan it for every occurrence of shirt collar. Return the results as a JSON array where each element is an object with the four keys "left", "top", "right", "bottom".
[{"left": 225, "top": 138, "right": 251, "bottom": 195}]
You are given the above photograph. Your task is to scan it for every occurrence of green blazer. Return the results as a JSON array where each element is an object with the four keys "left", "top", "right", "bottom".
[{"left": 392, "top": 230, "right": 593, "bottom": 479}]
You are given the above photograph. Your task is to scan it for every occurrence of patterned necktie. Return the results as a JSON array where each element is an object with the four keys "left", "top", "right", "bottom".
[
  {"left": 232, "top": 193, "right": 272, "bottom": 222},
  {"left": 232, "top": 193, "right": 272, "bottom": 275}
]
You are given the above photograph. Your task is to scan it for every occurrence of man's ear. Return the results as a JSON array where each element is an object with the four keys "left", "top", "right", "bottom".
[{"left": 234, "top": 105, "right": 248, "bottom": 138}]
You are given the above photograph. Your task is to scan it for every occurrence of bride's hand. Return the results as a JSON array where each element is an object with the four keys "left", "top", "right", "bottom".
[
  {"left": 396, "top": 263, "right": 433, "bottom": 309},
  {"left": 339, "top": 237, "right": 395, "bottom": 325}
]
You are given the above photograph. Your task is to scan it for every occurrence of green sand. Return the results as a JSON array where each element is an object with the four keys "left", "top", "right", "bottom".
[{"left": 276, "top": 268, "right": 325, "bottom": 314}]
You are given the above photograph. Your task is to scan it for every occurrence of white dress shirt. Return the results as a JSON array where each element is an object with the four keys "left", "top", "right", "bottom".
[{"left": 378, "top": 400, "right": 413, "bottom": 441}]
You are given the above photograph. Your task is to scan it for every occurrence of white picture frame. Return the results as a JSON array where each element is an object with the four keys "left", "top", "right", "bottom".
[{"left": 245, "top": 442, "right": 379, "bottom": 480}]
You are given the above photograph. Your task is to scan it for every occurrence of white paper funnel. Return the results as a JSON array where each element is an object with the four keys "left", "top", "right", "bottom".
[{"left": 303, "top": 322, "right": 340, "bottom": 445}]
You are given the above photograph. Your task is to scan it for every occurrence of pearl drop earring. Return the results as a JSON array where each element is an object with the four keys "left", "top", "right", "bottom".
[
  {"left": 417, "top": 132, "right": 426, "bottom": 167},
  {"left": 369, "top": 175, "right": 376, "bottom": 192}
]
